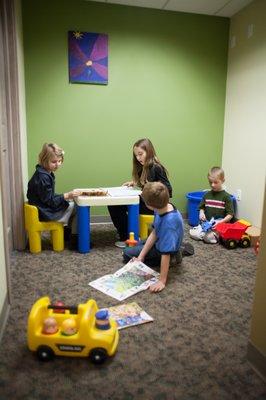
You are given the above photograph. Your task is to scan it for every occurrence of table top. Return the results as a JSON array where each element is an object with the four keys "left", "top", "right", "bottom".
[{"left": 75, "top": 186, "right": 141, "bottom": 206}]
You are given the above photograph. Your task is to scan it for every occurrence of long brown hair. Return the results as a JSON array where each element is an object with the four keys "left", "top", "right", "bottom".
[{"left": 132, "top": 138, "right": 168, "bottom": 187}]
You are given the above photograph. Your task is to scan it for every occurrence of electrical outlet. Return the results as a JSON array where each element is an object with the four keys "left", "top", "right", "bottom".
[
  {"left": 247, "top": 24, "right": 254, "bottom": 38},
  {"left": 230, "top": 35, "right": 236, "bottom": 48},
  {"left": 236, "top": 189, "right": 242, "bottom": 201}
]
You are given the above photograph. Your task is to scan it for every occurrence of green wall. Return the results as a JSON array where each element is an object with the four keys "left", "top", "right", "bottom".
[{"left": 22, "top": 0, "right": 229, "bottom": 215}]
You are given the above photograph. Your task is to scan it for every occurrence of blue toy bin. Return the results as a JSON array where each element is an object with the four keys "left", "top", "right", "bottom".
[
  {"left": 186, "top": 191, "right": 236, "bottom": 226},
  {"left": 186, "top": 191, "right": 205, "bottom": 226}
]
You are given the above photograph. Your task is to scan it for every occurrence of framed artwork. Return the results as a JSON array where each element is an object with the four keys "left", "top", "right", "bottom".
[{"left": 68, "top": 31, "right": 108, "bottom": 85}]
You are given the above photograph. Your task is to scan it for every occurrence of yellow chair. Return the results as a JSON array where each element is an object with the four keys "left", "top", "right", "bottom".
[
  {"left": 139, "top": 214, "right": 154, "bottom": 240},
  {"left": 24, "top": 203, "right": 64, "bottom": 253}
]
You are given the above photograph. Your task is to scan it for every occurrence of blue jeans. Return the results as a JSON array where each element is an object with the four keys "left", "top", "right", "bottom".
[{"left": 123, "top": 240, "right": 162, "bottom": 268}]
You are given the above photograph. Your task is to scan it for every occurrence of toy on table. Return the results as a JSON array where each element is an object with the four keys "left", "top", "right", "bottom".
[
  {"left": 80, "top": 188, "right": 109, "bottom": 197},
  {"left": 27, "top": 296, "right": 119, "bottom": 364},
  {"left": 214, "top": 219, "right": 251, "bottom": 249},
  {"left": 125, "top": 232, "right": 138, "bottom": 247}
]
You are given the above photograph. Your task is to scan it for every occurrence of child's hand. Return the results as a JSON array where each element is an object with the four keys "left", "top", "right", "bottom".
[
  {"left": 199, "top": 210, "right": 206, "bottom": 221},
  {"left": 72, "top": 189, "right": 83, "bottom": 197},
  {"left": 64, "top": 190, "right": 83, "bottom": 200},
  {"left": 130, "top": 256, "right": 144, "bottom": 263},
  {"left": 149, "top": 280, "right": 165, "bottom": 293},
  {"left": 122, "top": 181, "right": 134, "bottom": 187}
]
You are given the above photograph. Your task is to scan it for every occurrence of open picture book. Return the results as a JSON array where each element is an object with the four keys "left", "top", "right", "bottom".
[
  {"left": 89, "top": 260, "right": 159, "bottom": 301},
  {"left": 106, "top": 302, "right": 153, "bottom": 330}
]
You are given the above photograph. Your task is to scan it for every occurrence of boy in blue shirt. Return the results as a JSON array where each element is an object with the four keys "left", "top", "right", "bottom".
[{"left": 123, "top": 182, "right": 184, "bottom": 293}]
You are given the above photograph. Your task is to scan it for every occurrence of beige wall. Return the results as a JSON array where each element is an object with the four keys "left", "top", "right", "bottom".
[
  {"left": 222, "top": 0, "right": 266, "bottom": 228},
  {"left": 224, "top": 0, "right": 266, "bottom": 375}
]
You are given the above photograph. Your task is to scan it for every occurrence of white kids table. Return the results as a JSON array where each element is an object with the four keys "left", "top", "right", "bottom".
[{"left": 75, "top": 187, "right": 141, "bottom": 253}]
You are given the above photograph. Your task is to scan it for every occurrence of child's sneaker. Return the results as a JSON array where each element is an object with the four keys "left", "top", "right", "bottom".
[
  {"left": 181, "top": 242, "right": 194, "bottom": 256},
  {"left": 203, "top": 231, "right": 218, "bottom": 244},
  {"left": 170, "top": 251, "right": 182, "bottom": 266},
  {"left": 189, "top": 224, "right": 204, "bottom": 241}
]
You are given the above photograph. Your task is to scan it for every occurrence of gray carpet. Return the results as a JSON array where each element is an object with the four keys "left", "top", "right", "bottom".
[{"left": 0, "top": 222, "right": 266, "bottom": 400}]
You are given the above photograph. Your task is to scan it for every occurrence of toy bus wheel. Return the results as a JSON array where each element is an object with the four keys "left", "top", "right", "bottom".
[
  {"left": 37, "top": 345, "right": 54, "bottom": 361},
  {"left": 89, "top": 348, "right": 108, "bottom": 364},
  {"left": 240, "top": 236, "right": 251, "bottom": 248},
  {"left": 225, "top": 239, "right": 237, "bottom": 249}
]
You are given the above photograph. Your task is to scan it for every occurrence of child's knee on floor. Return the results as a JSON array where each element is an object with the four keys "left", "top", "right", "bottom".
[
  {"left": 123, "top": 246, "right": 141, "bottom": 262},
  {"left": 122, "top": 240, "right": 146, "bottom": 261}
]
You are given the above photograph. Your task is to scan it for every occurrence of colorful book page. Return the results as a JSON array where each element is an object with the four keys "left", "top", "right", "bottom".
[
  {"left": 89, "top": 261, "right": 159, "bottom": 301},
  {"left": 106, "top": 302, "right": 153, "bottom": 330}
]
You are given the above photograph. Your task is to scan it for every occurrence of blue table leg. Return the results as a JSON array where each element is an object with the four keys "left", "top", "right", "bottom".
[
  {"left": 127, "top": 204, "right": 139, "bottom": 241},
  {"left": 77, "top": 206, "right": 90, "bottom": 253}
]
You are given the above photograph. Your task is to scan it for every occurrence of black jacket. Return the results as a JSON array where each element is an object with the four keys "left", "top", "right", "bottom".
[
  {"left": 147, "top": 164, "right": 172, "bottom": 197},
  {"left": 137, "top": 163, "right": 172, "bottom": 215},
  {"left": 27, "top": 165, "right": 69, "bottom": 221}
]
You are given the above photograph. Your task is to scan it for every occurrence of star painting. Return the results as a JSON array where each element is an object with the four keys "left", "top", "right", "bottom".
[{"left": 68, "top": 31, "right": 108, "bottom": 85}]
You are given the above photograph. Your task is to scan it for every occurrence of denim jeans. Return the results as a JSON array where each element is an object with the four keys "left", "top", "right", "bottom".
[{"left": 123, "top": 240, "right": 162, "bottom": 268}]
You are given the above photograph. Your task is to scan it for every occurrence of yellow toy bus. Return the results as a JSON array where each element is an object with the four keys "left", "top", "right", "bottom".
[{"left": 27, "top": 296, "right": 119, "bottom": 364}]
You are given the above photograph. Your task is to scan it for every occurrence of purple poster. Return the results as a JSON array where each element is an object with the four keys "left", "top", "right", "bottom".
[{"left": 68, "top": 31, "right": 108, "bottom": 85}]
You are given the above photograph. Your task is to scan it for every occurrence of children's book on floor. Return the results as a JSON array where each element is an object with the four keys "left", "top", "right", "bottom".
[
  {"left": 89, "top": 260, "right": 159, "bottom": 301},
  {"left": 106, "top": 302, "right": 153, "bottom": 330}
]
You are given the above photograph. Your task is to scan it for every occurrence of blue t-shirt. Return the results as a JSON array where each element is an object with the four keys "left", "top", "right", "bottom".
[{"left": 153, "top": 206, "right": 184, "bottom": 254}]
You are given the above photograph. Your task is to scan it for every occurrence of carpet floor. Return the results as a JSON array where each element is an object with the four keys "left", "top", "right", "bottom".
[{"left": 0, "top": 222, "right": 265, "bottom": 400}]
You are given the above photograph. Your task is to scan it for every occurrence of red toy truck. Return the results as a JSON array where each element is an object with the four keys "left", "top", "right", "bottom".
[{"left": 214, "top": 220, "right": 251, "bottom": 249}]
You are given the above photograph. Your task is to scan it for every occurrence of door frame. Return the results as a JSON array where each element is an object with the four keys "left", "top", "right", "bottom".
[{"left": 0, "top": 0, "right": 26, "bottom": 301}]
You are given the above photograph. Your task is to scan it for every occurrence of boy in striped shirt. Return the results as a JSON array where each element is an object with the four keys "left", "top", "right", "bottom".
[{"left": 190, "top": 167, "right": 234, "bottom": 243}]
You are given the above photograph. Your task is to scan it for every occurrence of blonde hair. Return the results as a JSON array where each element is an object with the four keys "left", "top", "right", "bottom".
[
  {"left": 38, "top": 143, "right": 65, "bottom": 169},
  {"left": 132, "top": 138, "right": 168, "bottom": 187},
  {"left": 142, "top": 182, "right": 169, "bottom": 209},
  {"left": 208, "top": 166, "right": 224, "bottom": 181}
]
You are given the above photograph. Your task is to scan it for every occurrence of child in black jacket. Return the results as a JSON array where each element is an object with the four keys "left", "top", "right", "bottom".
[{"left": 27, "top": 143, "right": 82, "bottom": 235}]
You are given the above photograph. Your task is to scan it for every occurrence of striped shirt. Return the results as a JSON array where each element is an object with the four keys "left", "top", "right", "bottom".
[{"left": 199, "top": 190, "right": 234, "bottom": 221}]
